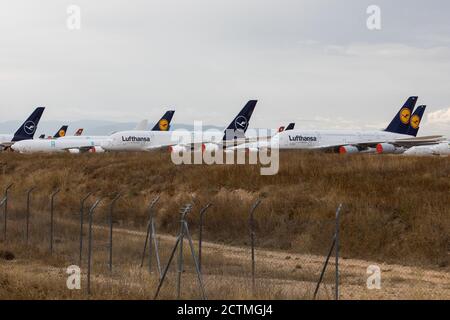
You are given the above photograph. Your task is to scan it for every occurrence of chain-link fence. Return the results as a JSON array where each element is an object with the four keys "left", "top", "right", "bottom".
[{"left": 0, "top": 185, "right": 449, "bottom": 300}]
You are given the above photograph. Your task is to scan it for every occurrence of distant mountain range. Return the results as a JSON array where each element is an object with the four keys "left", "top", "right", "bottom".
[{"left": 0, "top": 120, "right": 224, "bottom": 136}]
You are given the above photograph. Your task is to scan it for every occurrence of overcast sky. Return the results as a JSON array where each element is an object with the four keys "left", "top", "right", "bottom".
[{"left": 1, "top": 0, "right": 450, "bottom": 136}]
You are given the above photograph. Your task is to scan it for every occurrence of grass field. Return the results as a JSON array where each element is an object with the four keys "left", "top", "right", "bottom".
[{"left": 0, "top": 151, "right": 448, "bottom": 299}]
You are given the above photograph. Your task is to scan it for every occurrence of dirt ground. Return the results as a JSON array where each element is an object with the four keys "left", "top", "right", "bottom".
[{"left": 0, "top": 221, "right": 448, "bottom": 300}]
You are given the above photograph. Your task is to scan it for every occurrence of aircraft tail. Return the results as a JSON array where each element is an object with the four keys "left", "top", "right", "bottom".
[
  {"left": 151, "top": 110, "right": 175, "bottom": 131},
  {"left": 384, "top": 96, "right": 418, "bottom": 135},
  {"left": 12, "top": 107, "right": 45, "bottom": 142},
  {"left": 74, "top": 128, "right": 84, "bottom": 136},
  {"left": 54, "top": 125, "right": 68, "bottom": 138},
  {"left": 278, "top": 123, "right": 295, "bottom": 133},
  {"left": 134, "top": 120, "right": 148, "bottom": 131},
  {"left": 285, "top": 123, "right": 295, "bottom": 131},
  {"left": 222, "top": 100, "right": 257, "bottom": 140},
  {"left": 406, "top": 105, "right": 426, "bottom": 137}
]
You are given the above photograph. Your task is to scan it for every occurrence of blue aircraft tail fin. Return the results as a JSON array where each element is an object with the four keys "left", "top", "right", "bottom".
[
  {"left": 384, "top": 97, "right": 418, "bottom": 135},
  {"left": 406, "top": 105, "right": 426, "bottom": 137},
  {"left": 222, "top": 100, "right": 257, "bottom": 140},
  {"left": 54, "top": 125, "right": 68, "bottom": 138},
  {"left": 12, "top": 107, "right": 45, "bottom": 142},
  {"left": 285, "top": 123, "right": 295, "bottom": 131},
  {"left": 151, "top": 110, "right": 175, "bottom": 131}
]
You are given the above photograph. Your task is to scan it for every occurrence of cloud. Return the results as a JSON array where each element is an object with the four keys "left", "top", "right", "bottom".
[
  {"left": 427, "top": 107, "right": 450, "bottom": 124},
  {"left": 1, "top": 0, "right": 450, "bottom": 138},
  {"left": 423, "top": 107, "right": 450, "bottom": 138}
]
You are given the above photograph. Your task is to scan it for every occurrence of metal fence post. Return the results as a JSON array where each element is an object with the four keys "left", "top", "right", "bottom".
[
  {"left": 154, "top": 236, "right": 181, "bottom": 300},
  {"left": 49, "top": 189, "right": 60, "bottom": 254},
  {"left": 109, "top": 193, "right": 121, "bottom": 272},
  {"left": 154, "top": 204, "right": 205, "bottom": 300},
  {"left": 140, "top": 195, "right": 160, "bottom": 269},
  {"left": 87, "top": 199, "right": 102, "bottom": 295},
  {"left": 183, "top": 220, "right": 207, "bottom": 300},
  {"left": 198, "top": 203, "right": 212, "bottom": 273},
  {"left": 249, "top": 199, "right": 262, "bottom": 295},
  {"left": 154, "top": 204, "right": 193, "bottom": 300},
  {"left": 313, "top": 203, "right": 343, "bottom": 300},
  {"left": 313, "top": 236, "right": 335, "bottom": 300},
  {"left": 25, "top": 186, "right": 36, "bottom": 245},
  {"left": 152, "top": 224, "right": 162, "bottom": 279},
  {"left": 79, "top": 192, "right": 93, "bottom": 265},
  {"left": 3, "top": 183, "right": 13, "bottom": 241},
  {"left": 148, "top": 212, "right": 153, "bottom": 274},
  {"left": 176, "top": 208, "right": 185, "bottom": 300},
  {"left": 335, "top": 203, "right": 342, "bottom": 301}
]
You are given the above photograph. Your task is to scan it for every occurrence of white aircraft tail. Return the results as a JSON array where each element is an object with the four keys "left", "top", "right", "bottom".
[{"left": 134, "top": 119, "right": 148, "bottom": 131}]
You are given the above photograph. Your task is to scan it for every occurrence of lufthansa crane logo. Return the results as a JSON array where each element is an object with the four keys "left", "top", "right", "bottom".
[
  {"left": 59, "top": 130, "right": 66, "bottom": 137},
  {"left": 24, "top": 121, "right": 36, "bottom": 135},
  {"left": 234, "top": 116, "right": 248, "bottom": 131},
  {"left": 159, "top": 119, "right": 169, "bottom": 131},
  {"left": 410, "top": 115, "right": 421, "bottom": 129},
  {"left": 399, "top": 108, "right": 411, "bottom": 125}
]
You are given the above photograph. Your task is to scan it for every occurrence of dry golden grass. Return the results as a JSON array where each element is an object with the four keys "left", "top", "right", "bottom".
[
  {"left": 0, "top": 151, "right": 449, "bottom": 300},
  {"left": 0, "top": 151, "right": 448, "bottom": 267}
]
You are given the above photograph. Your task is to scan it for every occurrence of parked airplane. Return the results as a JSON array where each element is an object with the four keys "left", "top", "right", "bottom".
[
  {"left": 403, "top": 141, "right": 450, "bottom": 156},
  {"left": 0, "top": 107, "right": 45, "bottom": 150},
  {"left": 231, "top": 122, "right": 296, "bottom": 152},
  {"left": 56, "top": 119, "right": 151, "bottom": 143},
  {"left": 285, "top": 123, "right": 295, "bottom": 131},
  {"left": 376, "top": 104, "right": 428, "bottom": 154},
  {"left": 53, "top": 125, "right": 68, "bottom": 138},
  {"left": 234, "top": 97, "right": 442, "bottom": 154},
  {"left": 101, "top": 101, "right": 257, "bottom": 152},
  {"left": 11, "top": 111, "right": 175, "bottom": 153},
  {"left": 275, "top": 123, "right": 296, "bottom": 134},
  {"left": 39, "top": 125, "right": 68, "bottom": 139},
  {"left": 11, "top": 137, "right": 107, "bottom": 154}
]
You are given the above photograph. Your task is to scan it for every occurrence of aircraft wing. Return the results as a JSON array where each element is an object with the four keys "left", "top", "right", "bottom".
[
  {"left": 143, "top": 144, "right": 172, "bottom": 151},
  {"left": 350, "top": 135, "right": 444, "bottom": 149},
  {"left": 0, "top": 142, "right": 14, "bottom": 150},
  {"left": 151, "top": 136, "right": 269, "bottom": 152},
  {"left": 304, "top": 135, "right": 444, "bottom": 152},
  {"left": 223, "top": 135, "right": 272, "bottom": 146},
  {"left": 386, "top": 135, "right": 444, "bottom": 147},
  {"left": 55, "top": 141, "right": 101, "bottom": 153}
]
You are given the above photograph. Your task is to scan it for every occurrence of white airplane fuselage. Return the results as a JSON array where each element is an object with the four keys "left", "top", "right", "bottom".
[
  {"left": 11, "top": 137, "right": 106, "bottom": 153},
  {"left": 256, "top": 129, "right": 414, "bottom": 150},
  {"left": 102, "top": 130, "right": 224, "bottom": 152},
  {"left": 403, "top": 141, "right": 450, "bottom": 156}
]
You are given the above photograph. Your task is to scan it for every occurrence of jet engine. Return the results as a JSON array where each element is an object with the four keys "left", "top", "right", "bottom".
[
  {"left": 432, "top": 142, "right": 450, "bottom": 155},
  {"left": 202, "top": 143, "right": 220, "bottom": 153},
  {"left": 89, "top": 146, "right": 105, "bottom": 153},
  {"left": 376, "top": 143, "right": 405, "bottom": 154},
  {"left": 339, "top": 145, "right": 359, "bottom": 154}
]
